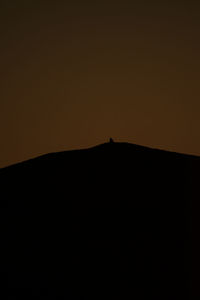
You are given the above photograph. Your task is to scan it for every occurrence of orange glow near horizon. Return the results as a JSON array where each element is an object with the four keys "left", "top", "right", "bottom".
[{"left": 0, "top": 1, "right": 200, "bottom": 167}]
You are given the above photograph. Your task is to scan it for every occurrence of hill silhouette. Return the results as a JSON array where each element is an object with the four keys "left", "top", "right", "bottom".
[{"left": 1, "top": 141, "right": 200, "bottom": 299}]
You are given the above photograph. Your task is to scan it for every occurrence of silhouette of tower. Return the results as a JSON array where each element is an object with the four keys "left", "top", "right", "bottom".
[{"left": 109, "top": 138, "right": 114, "bottom": 143}]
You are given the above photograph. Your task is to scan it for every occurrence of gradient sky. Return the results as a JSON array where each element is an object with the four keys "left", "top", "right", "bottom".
[{"left": 1, "top": 0, "right": 200, "bottom": 167}]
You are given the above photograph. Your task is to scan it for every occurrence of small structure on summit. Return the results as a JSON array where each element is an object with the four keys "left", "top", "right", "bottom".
[{"left": 109, "top": 138, "right": 114, "bottom": 143}]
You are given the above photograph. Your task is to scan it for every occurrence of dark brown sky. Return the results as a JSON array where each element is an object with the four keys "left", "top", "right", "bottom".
[{"left": 1, "top": 0, "right": 200, "bottom": 167}]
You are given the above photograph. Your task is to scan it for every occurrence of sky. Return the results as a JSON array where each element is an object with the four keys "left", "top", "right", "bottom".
[{"left": 0, "top": 0, "right": 200, "bottom": 167}]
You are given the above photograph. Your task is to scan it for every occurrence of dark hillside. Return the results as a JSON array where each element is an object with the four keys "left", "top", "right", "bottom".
[{"left": 1, "top": 142, "right": 200, "bottom": 299}]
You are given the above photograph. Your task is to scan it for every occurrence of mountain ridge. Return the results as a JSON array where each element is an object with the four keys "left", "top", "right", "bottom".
[
  {"left": 2, "top": 141, "right": 200, "bottom": 299},
  {"left": 1, "top": 141, "right": 199, "bottom": 170}
]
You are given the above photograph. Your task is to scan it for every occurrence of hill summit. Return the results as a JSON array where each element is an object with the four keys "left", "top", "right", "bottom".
[{"left": 1, "top": 141, "right": 200, "bottom": 299}]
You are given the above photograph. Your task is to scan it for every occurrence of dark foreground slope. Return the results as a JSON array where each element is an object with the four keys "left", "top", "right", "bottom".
[{"left": 1, "top": 142, "right": 200, "bottom": 299}]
